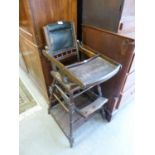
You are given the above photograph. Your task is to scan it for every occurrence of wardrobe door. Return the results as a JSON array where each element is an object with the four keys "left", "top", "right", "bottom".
[
  {"left": 19, "top": 35, "right": 48, "bottom": 99},
  {"left": 82, "top": 0, "right": 124, "bottom": 32}
]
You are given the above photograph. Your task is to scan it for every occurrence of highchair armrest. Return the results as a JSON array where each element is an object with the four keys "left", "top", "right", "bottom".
[
  {"left": 66, "top": 54, "right": 100, "bottom": 69},
  {"left": 78, "top": 41, "right": 96, "bottom": 58},
  {"left": 42, "top": 49, "right": 85, "bottom": 88}
]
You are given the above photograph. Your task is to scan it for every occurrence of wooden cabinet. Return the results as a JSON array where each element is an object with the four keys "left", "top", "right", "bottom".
[
  {"left": 116, "top": 55, "right": 135, "bottom": 109},
  {"left": 77, "top": 0, "right": 135, "bottom": 121},
  {"left": 19, "top": 0, "right": 77, "bottom": 101},
  {"left": 118, "top": 85, "right": 135, "bottom": 109},
  {"left": 19, "top": 34, "right": 47, "bottom": 97},
  {"left": 19, "top": 49, "right": 28, "bottom": 73},
  {"left": 81, "top": 25, "right": 135, "bottom": 121},
  {"left": 122, "top": 72, "right": 135, "bottom": 93}
]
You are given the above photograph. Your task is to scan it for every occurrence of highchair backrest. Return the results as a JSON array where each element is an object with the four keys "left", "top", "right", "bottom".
[{"left": 43, "top": 21, "right": 78, "bottom": 60}]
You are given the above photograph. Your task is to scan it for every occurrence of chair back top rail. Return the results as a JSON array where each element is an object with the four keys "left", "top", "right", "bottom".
[{"left": 43, "top": 21, "right": 78, "bottom": 58}]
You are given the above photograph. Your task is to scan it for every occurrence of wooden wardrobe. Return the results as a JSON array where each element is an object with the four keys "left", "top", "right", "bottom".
[{"left": 19, "top": 0, "right": 77, "bottom": 101}]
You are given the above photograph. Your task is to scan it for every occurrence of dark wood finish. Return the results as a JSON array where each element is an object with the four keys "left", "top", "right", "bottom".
[
  {"left": 78, "top": 0, "right": 135, "bottom": 38},
  {"left": 49, "top": 94, "right": 96, "bottom": 137},
  {"left": 117, "top": 0, "right": 135, "bottom": 109},
  {"left": 117, "top": 85, "right": 135, "bottom": 109},
  {"left": 78, "top": 0, "right": 135, "bottom": 119},
  {"left": 42, "top": 49, "right": 84, "bottom": 88},
  {"left": 79, "top": 97, "right": 108, "bottom": 118},
  {"left": 69, "top": 56, "right": 121, "bottom": 87},
  {"left": 19, "top": 0, "right": 135, "bottom": 122},
  {"left": 122, "top": 72, "right": 135, "bottom": 93},
  {"left": 129, "top": 54, "right": 135, "bottom": 73},
  {"left": 82, "top": 25, "right": 135, "bottom": 120},
  {"left": 49, "top": 93, "right": 107, "bottom": 145},
  {"left": 82, "top": 0, "right": 124, "bottom": 32},
  {"left": 19, "top": 0, "right": 77, "bottom": 101},
  {"left": 43, "top": 21, "right": 121, "bottom": 147}
]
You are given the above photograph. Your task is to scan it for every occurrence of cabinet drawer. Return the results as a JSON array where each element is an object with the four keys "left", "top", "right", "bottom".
[
  {"left": 123, "top": 71, "right": 135, "bottom": 93},
  {"left": 129, "top": 55, "right": 135, "bottom": 73},
  {"left": 117, "top": 86, "right": 135, "bottom": 109}
]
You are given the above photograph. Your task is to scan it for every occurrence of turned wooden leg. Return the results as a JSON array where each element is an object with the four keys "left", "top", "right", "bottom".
[
  {"left": 69, "top": 93, "right": 74, "bottom": 148},
  {"left": 69, "top": 136, "right": 74, "bottom": 148},
  {"left": 100, "top": 108, "right": 105, "bottom": 120},
  {"left": 104, "top": 108, "right": 112, "bottom": 122},
  {"left": 69, "top": 107, "right": 74, "bottom": 148},
  {"left": 48, "top": 80, "right": 56, "bottom": 114},
  {"left": 48, "top": 94, "right": 53, "bottom": 114}
]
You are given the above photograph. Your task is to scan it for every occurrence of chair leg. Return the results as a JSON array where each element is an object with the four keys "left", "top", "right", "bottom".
[
  {"left": 100, "top": 108, "right": 105, "bottom": 120},
  {"left": 97, "top": 85, "right": 105, "bottom": 120},
  {"left": 69, "top": 136, "right": 74, "bottom": 148},
  {"left": 104, "top": 107, "right": 112, "bottom": 122},
  {"left": 97, "top": 84, "right": 102, "bottom": 97},
  {"left": 68, "top": 94, "right": 74, "bottom": 148},
  {"left": 69, "top": 108, "right": 74, "bottom": 148},
  {"left": 48, "top": 80, "right": 56, "bottom": 114}
]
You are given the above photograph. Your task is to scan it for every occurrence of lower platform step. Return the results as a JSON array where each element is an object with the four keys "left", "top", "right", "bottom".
[{"left": 78, "top": 97, "right": 108, "bottom": 118}]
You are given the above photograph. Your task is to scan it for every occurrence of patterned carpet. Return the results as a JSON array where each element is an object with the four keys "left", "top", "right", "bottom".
[{"left": 19, "top": 79, "right": 37, "bottom": 114}]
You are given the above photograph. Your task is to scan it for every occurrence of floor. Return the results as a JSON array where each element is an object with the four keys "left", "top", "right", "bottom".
[
  {"left": 19, "top": 79, "right": 37, "bottom": 114},
  {"left": 19, "top": 69, "right": 134, "bottom": 155}
]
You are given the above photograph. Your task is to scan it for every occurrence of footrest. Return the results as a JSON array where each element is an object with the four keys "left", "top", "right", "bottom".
[{"left": 78, "top": 97, "right": 108, "bottom": 118}]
